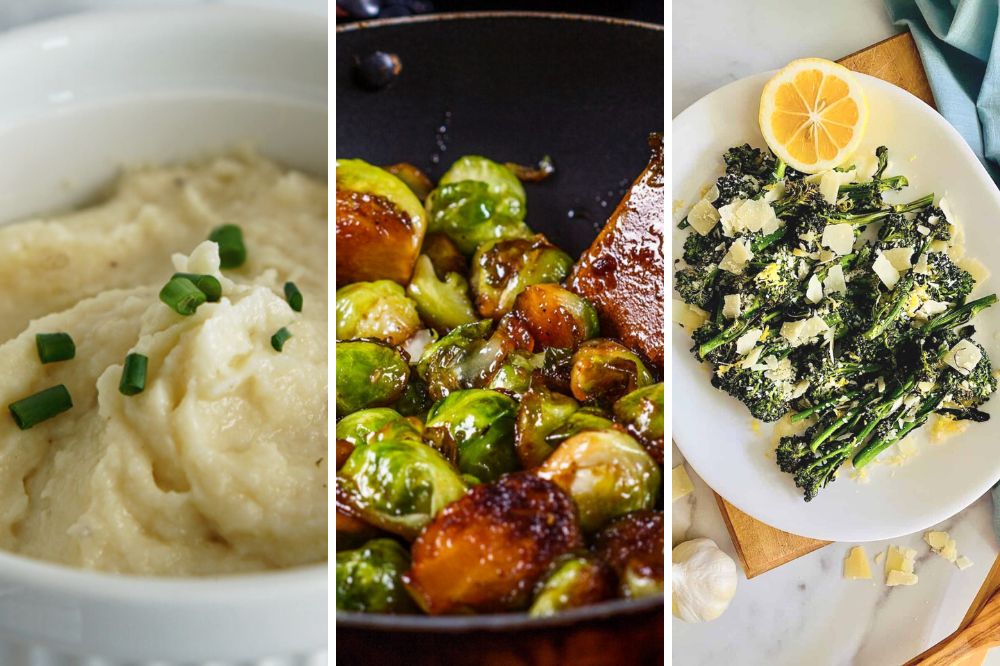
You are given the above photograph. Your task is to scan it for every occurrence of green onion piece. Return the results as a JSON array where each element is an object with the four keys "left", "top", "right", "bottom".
[
  {"left": 284, "top": 281, "right": 303, "bottom": 312},
  {"left": 119, "top": 353, "right": 148, "bottom": 396},
  {"left": 172, "top": 273, "right": 222, "bottom": 302},
  {"left": 271, "top": 327, "right": 292, "bottom": 352},
  {"left": 208, "top": 224, "right": 246, "bottom": 269},
  {"left": 8, "top": 384, "right": 73, "bottom": 430},
  {"left": 35, "top": 332, "right": 75, "bottom": 364},
  {"left": 159, "top": 277, "right": 206, "bottom": 316}
]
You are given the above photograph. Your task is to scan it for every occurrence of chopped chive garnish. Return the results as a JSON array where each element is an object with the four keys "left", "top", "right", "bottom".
[
  {"left": 271, "top": 327, "right": 292, "bottom": 352},
  {"left": 8, "top": 384, "right": 73, "bottom": 430},
  {"left": 159, "top": 276, "right": 206, "bottom": 316},
  {"left": 172, "top": 272, "right": 222, "bottom": 302},
  {"left": 119, "top": 353, "right": 148, "bottom": 396},
  {"left": 284, "top": 281, "right": 303, "bottom": 312},
  {"left": 208, "top": 224, "right": 246, "bottom": 269},
  {"left": 35, "top": 332, "right": 75, "bottom": 364}
]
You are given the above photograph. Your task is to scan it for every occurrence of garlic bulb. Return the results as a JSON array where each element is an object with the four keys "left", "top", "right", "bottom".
[{"left": 672, "top": 538, "right": 738, "bottom": 622}]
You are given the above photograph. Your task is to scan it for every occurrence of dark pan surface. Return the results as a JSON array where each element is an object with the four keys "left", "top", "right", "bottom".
[{"left": 336, "top": 12, "right": 664, "bottom": 258}]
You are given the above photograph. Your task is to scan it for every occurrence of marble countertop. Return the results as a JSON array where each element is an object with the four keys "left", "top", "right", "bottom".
[{"left": 672, "top": 1, "right": 1000, "bottom": 664}]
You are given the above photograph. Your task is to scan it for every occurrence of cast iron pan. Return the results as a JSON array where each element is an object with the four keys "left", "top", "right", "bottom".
[{"left": 336, "top": 12, "right": 664, "bottom": 666}]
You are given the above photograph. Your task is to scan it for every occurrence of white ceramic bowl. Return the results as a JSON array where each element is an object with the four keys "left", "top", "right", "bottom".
[{"left": 0, "top": 7, "right": 327, "bottom": 665}]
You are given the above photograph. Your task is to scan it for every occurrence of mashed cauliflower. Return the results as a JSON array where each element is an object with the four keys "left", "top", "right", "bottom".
[{"left": 0, "top": 151, "right": 327, "bottom": 575}]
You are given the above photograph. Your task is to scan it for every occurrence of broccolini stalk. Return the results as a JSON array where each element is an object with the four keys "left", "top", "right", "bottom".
[
  {"left": 827, "top": 193, "right": 934, "bottom": 227},
  {"left": 853, "top": 389, "right": 946, "bottom": 468},
  {"left": 697, "top": 310, "right": 781, "bottom": 359},
  {"left": 920, "top": 294, "right": 998, "bottom": 337}
]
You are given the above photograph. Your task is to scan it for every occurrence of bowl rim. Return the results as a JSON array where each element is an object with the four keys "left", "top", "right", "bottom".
[
  {"left": 0, "top": 4, "right": 328, "bottom": 600},
  {"left": 336, "top": 10, "right": 664, "bottom": 34}
]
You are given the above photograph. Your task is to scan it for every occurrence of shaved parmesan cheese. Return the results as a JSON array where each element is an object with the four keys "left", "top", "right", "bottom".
[
  {"left": 673, "top": 300, "right": 708, "bottom": 330},
  {"left": 916, "top": 224, "right": 930, "bottom": 236},
  {"left": 780, "top": 316, "right": 829, "bottom": 347},
  {"left": 740, "top": 345, "right": 764, "bottom": 369},
  {"left": 853, "top": 153, "right": 880, "bottom": 181},
  {"left": 957, "top": 556, "right": 974, "bottom": 570},
  {"left": 735, "top": 328, "right": 762, "bottom": 355},
  {"left": 704, "top": 183, "right": 720, "bottom": 203},
  {"left": 944, "top": 339, "right": 982, "bottom": 376},
  {"left": 738, "top": 198, "right": 778, "bottom": 233},
  {"left": 719, "top": 239, "right": 753, "bottom": 274},
  {"left": 688, "top": 199, "right": 721, "bottom": 236},
  {"left": 844, "top": 546, "right": 872, "bottom": 579},
  {"left": 886, "top": 570, "right": 918, "bottom": 586},
  {"left": 915, "top": 300, "right": 948, "bottom": 320},
  {"left": 717, "top": 200, "right": 743, "bottom": 237},
  {"left": 805, "top": 274, "right": 823, "bottom": 304},
  {"left": 883, "top": 247, "right": 914, "bottom": 272},
  {"left": 790, "top": 380, "right": 810, "bottom": 399},
  {"left": 672, "top": 465, "right": 695, "bottom": 501},
  {"left": 821, "top": 223, "right": 855, "bottom": 256},
  {"left": 958, "top": 256, "right": 990, "bottom": 287},
  {"left": 873, "top": 253, "right": 901, "bottom": 289},
  {"left": 885, "top": 545, "right": 918, "bottom": 586},
  {"left": 816, "top": 168, "right": 856, "bottom": 205},
  {"left": 924, "top": 531, "right": 949, "bottom": 550},
  {"left": 913, "top": 253, "right": 929, "bottom": 274},
  {"left": 722, "top": 294, "right": 742, "bottom": 320},
  {"left": 824, "top": 264, "right": 847, "bottom": 294},
  {"left": 763, "top": 182, "right": 785, "bottom": 203}
]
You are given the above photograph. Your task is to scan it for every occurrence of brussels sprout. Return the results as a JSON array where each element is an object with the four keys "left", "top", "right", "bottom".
[
  {"left": 336, "top": 341, "right": 410, "bottom": 416},
  {"left": 385, "top": 162, "right": 434, "bottom": 201},
  {"left": 336, "top": 159, "right": 427, "bottom": 285},
  {"left": 440, "top": 155, "right": 527, "bottom": 215},
  {"left": 513, "top": 284, "right": 600, "bottom": 350},
  {"left": 336, "top": 280, "right": 421, "bottom": 345},
  {"left": 528, "top": 554, "right": 616, "bottom": 617},
  {"left": 570, "top": 339, "right": 654, "bottom": 404},
  {"left": 470, "top": 235, "right": 574, "bottom": 319},
  {"left": 336, "top": 486, "right": 380, "bottom": 550},
  {"left": 593, "top": 511, "right": 665, "bottom": 599},
  {"left": 338, "top": 419, "right": 467, "bottom": 539},
  {"left": 421, "top": 232, "right": 468, "bottom": 278},
  {"left": 486, "top": 351, "right": 540, "bottom": 399},
  {"left": 337, "top": 439, "right": 355, "bottom": 470},
  {"left": 424, "top": 389, "right": 519, "bottom": 483},
  {"left": 425, "top": 181, "right": 532, "bottom": 255},
  {"left": 393, "top": 369, "right": 434, "bottom": 418},
  {"left": 546, "top": 407, "right": 614, "bottom": 444},
  {"left": 540, "top": 346, "right": 574, "bottom": 394},
  {"left": 336, "top": 408, "right": 405, "bottom": 447},
  {"left": 336, "top": 538, "right": 418, "bottom": 613},
  {"left": 536, "top": 429, "right": 660, "bottom": 532},
  {"left": 515, "top": 384, "right": 579, "bottom": 468},
  {"left": 613, "top": 383, "right": 664, "bottom": 464},
  {"left": 406, "top": 255, "right": 477, "bottom": 334}
]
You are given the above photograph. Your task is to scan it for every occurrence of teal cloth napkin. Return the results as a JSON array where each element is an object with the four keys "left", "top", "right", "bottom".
[{"left": 885, "top": 0, "right": 1000, "bottom": 539}]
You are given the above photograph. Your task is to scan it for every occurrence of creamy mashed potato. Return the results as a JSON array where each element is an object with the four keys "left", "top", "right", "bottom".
[{"left": 0, "top": 151, "right": 327, "bottom": 575}]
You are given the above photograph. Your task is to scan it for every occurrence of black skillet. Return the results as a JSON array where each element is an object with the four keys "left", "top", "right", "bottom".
[{"left": 336, "top": 12, "right": 664, "bottom": 666}]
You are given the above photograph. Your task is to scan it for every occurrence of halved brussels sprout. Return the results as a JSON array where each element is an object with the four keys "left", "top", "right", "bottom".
[
  {"left": 384, "top": 162, "right": 434, "bottom": 201},
  {"left": 336, "top": 341, "right": 410, "bottom": 416},
  {"left": 528, "top": 554, "right": 616, "bottom": 617},
  {"left": 513, "top": 284, "right": 600, "bottom": 350},
  {"left": 613, "top": 383, "right": 664, "bottom": 464},
  {"left": 593, "top": 511, "right": 665, "bottom": 599},
  {"left": 439, "top": 155, "right": 526, "bottom": 215},
  {"left": 336, "top": 159, "right": 427, "bottom": 285},
  {"left": 486, "top": 351, "right": 540, "bottom": 399},
  {"left": 570, "top": 339, "right": 654, "bottom": 404},
  {"left": 404, "top": 472, "right": 583, "bottom": 614},
  {"left": 536, "top": 429, "right": 660, "bottom": 532},
  {"left": 336, "top": 484, "right": 380, "bottom": 550},
  {"left": 406, "top": 255, "right": 477, "bottom": 334},
  {"left": 336, "top": 538, "right": 418, "bottom": 613},
  {"left": 470, "top": 235, "right": 574, "bottom": 319},
  {"left": 425, "top": 181, "right": 532, "bottom": 256},
  {"left": 336, "top": 280, "right": 421, "bottom": 346},
  {"left": 336, "top": 408, "right": 405, "bottom": 447},
  {"left": 515, "top": 384, "right": 579, "bottom": 468},
  {"left": 393, "top": 368, "right": 433, "bottom": 418},
  {"left": 424, "top": 389, "right": 519, "bottom": 483},
  {"left": 421, "top": 232, "right": 468, "bottom": 277},
  {"left": 338, "top": 419, "right": 467, "bottom": 539}
]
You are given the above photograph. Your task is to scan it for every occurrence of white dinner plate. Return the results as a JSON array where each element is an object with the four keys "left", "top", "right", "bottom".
[{"left": 672, "top": 71, "right": 1000, "bottom": 542}]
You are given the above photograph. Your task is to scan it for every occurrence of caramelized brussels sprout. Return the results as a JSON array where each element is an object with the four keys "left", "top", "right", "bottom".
[
  {"left": 336, "top": 341, "right": 410, "bottom": 416},
  {"left": 336, "top": 159, "right": 427, "bottom": 285},
  {"left": 393, "top": 369, "right": 434, "bottom": 418},
  {"left": 613, "top": 383, "right": 665, "bottom": 464},
  {"left": 336, "top": 280, "right": 421, "bottom": 345},
  {"left": 424, "top": 389, "right": 519, "bottom": 483},
  {"left": 593, "top": 511, "right": 665, "bottom": 599},
  {"left": 470, "top": 235, "right": 574, "bottom": 319},
  {"left": 338, "top": 419, "right": 467, "bottom": 539},
  {"left": 440, "top": 155, "right": 527, "bottom": 214},
  {"left": 486, "top": 351, "right": 539, "bottom": 399},
  {"left": 385, "top": 162, "right": 434, "bottom": 201},
  {"left": 336, "top": 484, "right": 380, "bottom": 550},
  {"left": 536, "top": 429, "right": 660, "bottom": 532},
  {"left": 421, "top": 232, "right": 468, "bottom": 278},
  {"left": 528, "top": 554, "right": 616, "bottom": 617},
  {"left": 515, "top": 384, "right": 580, "bottom": 468},
  {"left": 540, "top": 346, "right": 574, "bottom": 394},
  {"left": 406, "top": 255, "right": 477, "bottom": 334},
  {"left": 570, "top": 339, "right": 654, "bottom": 404},
  {"left": 337, "top": 439, "right": 355, "bottom": 470},
  {"left": 513, "top": 284, "right": 600, "bottom": 350},
  {"left": 404, "top": 473, "right": 583, "bottom": 614},
  {"left": 336, "top": 408, "right": 405, "bottom": 447},
  {"left": 336, "top": 538, "right": 418, "bottom": 613}
]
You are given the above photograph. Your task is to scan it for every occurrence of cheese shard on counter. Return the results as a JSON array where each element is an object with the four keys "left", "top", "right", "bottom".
[
  {"left": 885, "top": 545, "right": 918, "bottom": 586},
  {"left": 886, "top": 570, "right": 919, "bottom": 586},
  {"left": 956, "top": 556, "right": 974, "bottom": 570},
  {"left": 844, "top": 546, "right": 872, "bottom": 579},
  {"left": 924, "top": 531, "right": 966, "bottom": 566},
  {"left": 672, "top": 464, "right": 695, "bottom": 502},
  {"left": 688, "top": 199, "right": 721, "bottom": 236}
]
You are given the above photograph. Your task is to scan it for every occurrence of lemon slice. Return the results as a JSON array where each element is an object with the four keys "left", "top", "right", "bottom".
[{"left": 758, "top": 58, "right": 869, "bottom": 174}]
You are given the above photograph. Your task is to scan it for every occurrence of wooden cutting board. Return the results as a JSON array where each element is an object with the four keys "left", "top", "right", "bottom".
[{"left": 714, "top": 31, "right": 935, "bottom": 579}]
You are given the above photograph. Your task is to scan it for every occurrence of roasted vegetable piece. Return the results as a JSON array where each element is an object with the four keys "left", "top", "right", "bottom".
[
  {"left": 593, "top": 510, "right": 665, "bottom": 599},
  {"left": 336, "top": 341, "right": 410, "bottom": 416},
  {"left": 336, "top": 408, "right": 405, "bottom": 447},
  {"left": 536, "top": 429, "right": 660, "bottom": 532},
  {"left": 406, "top": 255, "right": 477, "bottom": 334},
  {"left": 570, "top": 339, "right": 655, "bottom": 404},
  {"left": 421, "top": 232, "right": 468, "bottom": 277},
  {"left": 486, "top": 351, "right": 539, "bottom": 399},
  {"left": 403, "top": 472, "right": 583, "bottom": 614},
  {"left": 336, "top": 159, "right": 427, "bottom": 285},
  {"left": 613, "top": 383, "right": 665, "bottom": 464},
  {"left": 336, "top": 484, "right": 380, "bottom": 550},
  {"left": 515, "top": 383, "right": 580, "bottom": 468},
  {"left": 336, "top": 439, "right": 355, "bottom": 470},
  {"left": 439, "top": 155, "right": 527, "bottom": 217},
  {"left": 424, "top": 389, "right": 520, "bottom": 483},
  {"left": 385, "top": 162, "right": 434, "bottom": 201},
  {"left": 545, "top": 407, "right": 614, "bottom": 445},
  {"left": 338, "top": 420, "right": 467, "bottom": 540},
  {"left": 336, "top": 538, "right": 418, "bottom": 613},
  {"left": 336, "top": 280, "right": 421, "bottom": 345},
  {"left": 513, "top": 284, "right": 600, "bottom": 350},
  {"left": 470, "top": 235, "right": 574, "bottom": 319},
  {"left": 393, "top": 369, "right": 434, "bottom": 418},
  {"left": 528, "top": 554, "right": 616, "bottom": 617}
]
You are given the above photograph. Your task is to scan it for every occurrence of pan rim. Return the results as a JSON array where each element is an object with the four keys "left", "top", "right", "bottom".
[{"left": 335, "top": 10, "right": 664, "bottom": 34}]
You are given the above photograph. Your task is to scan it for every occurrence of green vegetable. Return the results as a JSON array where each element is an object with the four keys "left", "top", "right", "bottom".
[
  {"left": 336, "top": 538, "right": 417, "bottom": 613},
  {"left": 284, "top": 281, "right": 303, "bottom": 312},
  {"left": 336, "top": 280, "right": 421, "bottom": 346},
  {"left": 486, "top": 351, "right": 538, "bottom": 399},
  {"left": 336, "top": 341, "right": 410, "bottom": 416},
  {"left": 118, "top": 353, "right": 148, "bottom": 396},
  {"left": 529, "top": 555, "right": 615, "bottom": 617},
  {"left": 336, "top": 407, "right": 405, "bottom": 447},
  {"left": 440, "top": 155, "right": 526, "bottom": 214},
  {"left": 514, "top": 384, "right": 580, "bottom": 468},
  {"left": 35, "top": 333, "right": 75, "bottom": 364},
  {"left": 406, "top": 255, "right": 477, "bottom": 334},
  {"left": 415, "top": 319, "right": 494, "bottom": 400},
  {"left": 208, "top": 224, "right": 246, "bottom": 269},
  {"left": 470, "top": 235, "right": 574, "bottom": 318},
  {"left": 8, "top": 384, "right": 73, "bottom": 430},
  {"left": 172, "top": 273, "right": 221, "bottom": 302},
  {"left": 424, "top": 389, "right": 519, "bottom": 483},
  {"left": 336, "top": 158, "right": 427, "bottom": 231},
  {"left": 159, "top": 276, "right": 206, "bottom": 316},
  {"left": 570, "top": 339, "right": 654, "bottom": 404},
  {"left": 271, "top": 327, "right": 292, "bottom": 352},
  {"left": 614, "top": 383, "right": 664, "bottom": 451}
]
